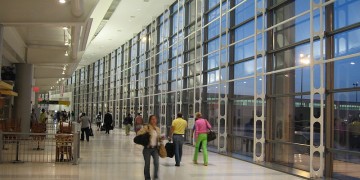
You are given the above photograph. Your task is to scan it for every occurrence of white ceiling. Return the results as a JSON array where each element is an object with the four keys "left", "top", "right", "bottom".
[
  {"left": 80, "top": 0, "right": 174, "bottom": 67},
  {"left": 0, "top": 0, "right": 174, "bottom": 93}
]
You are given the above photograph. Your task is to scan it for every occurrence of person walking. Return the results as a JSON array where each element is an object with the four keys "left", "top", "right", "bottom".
[
  {"left": 30, "top": 108, "right": 38, "bottom": 129},
  {"left": 39, "top": 109, "right": 48, "bottom": 124},
  {"left": 78, "top": 113, "right": 91, "bottom": 142},
  {"left": 123, "top": 114, "right": 133, "bottom": 136},
  {"left": 96, "top": 112, "right": 102, "bottom": 131},
  {"left": 192, "top": 117, "right": 202, "bottom": 152},
  {"left": 193, "top": 112, "right": 212, "bottom": 166},
  {"left": 169, "top": 112, "right": 187, "bottom": 166},
  {"left": 137, "top": 115, "right": 162, "bottom": 180},
  {"left": 134, "top": 113, "right": 143, "bottom": 134},
  {"left": 104, "top": 111, "right": 113, "bottom": 134}
]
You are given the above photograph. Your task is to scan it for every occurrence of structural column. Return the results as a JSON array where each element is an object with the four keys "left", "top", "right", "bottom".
[
  {"left": 0, "top": 24, "right": 4, "bottom": 80},
  {"left": 14, "top": 63, "right": 34, "bottom": 133}
]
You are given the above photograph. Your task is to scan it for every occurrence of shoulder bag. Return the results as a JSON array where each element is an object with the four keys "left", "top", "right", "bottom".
[
  {"left": 206, "top": 120, "right": 216, "bottom": 142},
  {"left": 133, "top": 126, "right": 150, "bottom": 146}
]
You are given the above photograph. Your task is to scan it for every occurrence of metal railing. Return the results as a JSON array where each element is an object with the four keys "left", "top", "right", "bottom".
[{"left": 0, "top": 132, "right": 80, "bottom": 164}]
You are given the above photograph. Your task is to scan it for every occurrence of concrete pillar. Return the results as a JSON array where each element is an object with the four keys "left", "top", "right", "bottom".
[
  {"left": 0, "top": 24, "right": 4, "bottom": 80},
  {"left": 14, "top": 64, "right": 33, "bottom": 133}
]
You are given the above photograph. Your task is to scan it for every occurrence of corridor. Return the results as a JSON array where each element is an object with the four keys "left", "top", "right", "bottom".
[{"left": 0, "top": 129, "right": 304, "bottom": 180}]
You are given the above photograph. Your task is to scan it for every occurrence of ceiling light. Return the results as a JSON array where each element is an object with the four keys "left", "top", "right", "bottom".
[
  {"left": 142, "top": 37, "right": 147, "bottom": 42},
  {"left": 64, "top": 42, "right": 69, "bottom": 46},
  {"left": 59, "top": 0, "right": 66, "bottom": 4},
  {"left": 51, "top": 87, "right": 52, "bottom": 89},
  {"left": 62, "top": 78, "right": 65, "bottom": 80},
  {"left": 243, "top": 81, "right": 247, "bottom": 84},
  {"left": 62, "top": 71, "right": 65, "bottom": 75},
  {"left": 65, "top": 51, "right": 68, "bottom": 56},
  {"left": 62, "top": 27, "right": 68, "bottom": 30},
  {"left": 351, "top": 62, "right": 355, "bottom": 65},
  {"left": 56, "top": 81, "right": 59, "bottom": 84}
]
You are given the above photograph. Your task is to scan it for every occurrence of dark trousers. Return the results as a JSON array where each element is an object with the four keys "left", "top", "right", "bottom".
[
  {"left": 173, "top": 134, "right": 184, "bottom": 165},
  {"left": 81, "top": 127, "right": 90, "bottom": 141},
  {"left": 143, "top": 148, "right": 159, "bottom": 180},
  {"left": 105, "top": 124, "right": 111, "bottom": 134}
]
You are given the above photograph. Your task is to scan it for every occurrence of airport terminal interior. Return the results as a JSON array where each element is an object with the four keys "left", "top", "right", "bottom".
[{"left": 0, "top": 0, "right": 359, "bottom": 179}]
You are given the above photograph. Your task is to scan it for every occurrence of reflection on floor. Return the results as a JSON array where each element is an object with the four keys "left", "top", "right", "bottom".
[{"left": 0, "top": 129, "right": 304, "bottom": 180}]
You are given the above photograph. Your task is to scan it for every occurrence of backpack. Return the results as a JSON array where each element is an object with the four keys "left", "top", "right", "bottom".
[{"left": 96, "top": 115, "right": 101, "bottom": 122}]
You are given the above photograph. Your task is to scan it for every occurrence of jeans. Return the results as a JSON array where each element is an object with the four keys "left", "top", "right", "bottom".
[
  {"left": 173, "top": 134, "right": 184, "bottom": 165},
  {"left": 81, "top": 127, "right": 90, "bottom": 141},
  {"left": 125, "top": 124, "right": 131, "bottom": 135},
  {"left": 143, "top": 148, "right": 159, "bottom": 180},
  {"left": 193, "top": 133, "right": 208, "bottom": 164}
]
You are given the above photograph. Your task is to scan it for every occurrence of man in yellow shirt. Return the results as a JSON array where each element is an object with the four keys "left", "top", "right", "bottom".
[
  {"left": 170, "top": 112, "right": 187, "bottom": 166},
  {"left": 39, "top": 109, "right": 48, "bottom": 124}
]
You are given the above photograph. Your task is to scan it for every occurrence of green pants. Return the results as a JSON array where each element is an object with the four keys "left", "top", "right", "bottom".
[
  {"left": 125, "top": 124, "right": 131, "bottom": 135},
  {"left": 193, "top": 133, "right": 208, "bottom": 164}
]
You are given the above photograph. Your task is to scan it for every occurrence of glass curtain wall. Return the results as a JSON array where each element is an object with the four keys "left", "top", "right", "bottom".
[{"left": 68, "top": 0, "right": 360, "bottom": 178}]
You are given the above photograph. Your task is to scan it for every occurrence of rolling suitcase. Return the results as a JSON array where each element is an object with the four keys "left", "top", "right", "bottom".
[{"left": 165, "top": 142, "right": 174, "bottom": 158}]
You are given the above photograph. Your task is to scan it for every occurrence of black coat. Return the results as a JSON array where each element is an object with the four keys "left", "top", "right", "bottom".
[{"left": 104, "top": 113, "right": 113, "bottom": 127}]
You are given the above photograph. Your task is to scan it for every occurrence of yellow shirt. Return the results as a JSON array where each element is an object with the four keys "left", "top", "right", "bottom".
[{"left": 172, "top": 118, "right": 187, "bottom": 134}]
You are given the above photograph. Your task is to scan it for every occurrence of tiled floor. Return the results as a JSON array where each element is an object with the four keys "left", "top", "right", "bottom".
[{"left": 0, "top": 129, "right": 304, "bottom": 180}]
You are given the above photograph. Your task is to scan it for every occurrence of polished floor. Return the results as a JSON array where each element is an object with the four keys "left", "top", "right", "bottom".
[{"left": 0, "top": 128, "right": 304, "bottom": 180}]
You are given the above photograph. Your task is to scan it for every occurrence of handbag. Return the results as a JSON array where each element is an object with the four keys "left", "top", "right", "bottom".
[
  {"left": 89, "top": 127, "right": 94, "bottom": 136},
  {"left": 158, "top": 143, "right": 167, "bottom": 158},
  {"left": 207, "top": 130, "right": 216, "bottom": 142},
  {"left": 134, "top": 132, "right": 150, "bottom": 146}
]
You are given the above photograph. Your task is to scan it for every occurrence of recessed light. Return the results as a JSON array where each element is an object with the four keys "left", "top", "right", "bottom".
[
  {"left": 351, "top": 62, "right": 355, "bottom": 65},
  {"left": 59, "top": 0, "right": 66, "bottom": 4},
  {"left": 62, "top": 27, "right": 68, "bottom": 30},
  {"left": 243, "top": 81, "right": 247, "bottom": 84},
  {"left": 62, "top": 71, "right": 65, "bottom": 75},
  {"left": 65, "top": 51, "right": 68, "bottom": 56},
  {"left": 62, "top": 78, "right": 65, "bottom": 80}
]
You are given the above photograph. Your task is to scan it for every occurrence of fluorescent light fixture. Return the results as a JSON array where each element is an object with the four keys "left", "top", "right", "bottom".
[
  {"left": 351, "top": 62, "right": 355, "bottom": 65},
  {"left": 59, "top": 0, "right": 66, "bottom": 4}
]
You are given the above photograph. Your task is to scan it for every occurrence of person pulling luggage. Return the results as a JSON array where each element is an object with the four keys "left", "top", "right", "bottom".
[{"left": 169, "top": 112, "right": 187, "bottom": 166}]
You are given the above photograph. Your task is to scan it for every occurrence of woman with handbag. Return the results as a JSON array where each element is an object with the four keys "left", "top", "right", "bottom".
[
  {"left": 193, "top": 112, "right": 212, "bottom": 166},
  {"left": 137, "top": 115, "right": 163, "bottom": 180}
]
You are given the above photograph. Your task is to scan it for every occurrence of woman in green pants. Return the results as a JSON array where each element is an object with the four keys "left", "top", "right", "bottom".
[{"left": 193, "top": 112, "right": 212, "bottom": 166}]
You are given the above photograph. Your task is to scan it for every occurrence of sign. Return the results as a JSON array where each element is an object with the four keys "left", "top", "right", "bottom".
[{"left": 33, "top": 87, "right": 39, "bottom": 92}]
